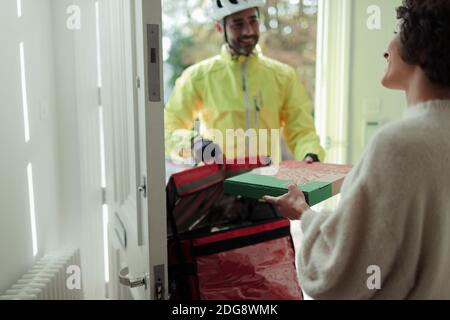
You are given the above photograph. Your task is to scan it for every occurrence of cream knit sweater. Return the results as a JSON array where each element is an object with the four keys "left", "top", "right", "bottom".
[{"left": 298, "top": 100, "right": 450, "bottom": 299}]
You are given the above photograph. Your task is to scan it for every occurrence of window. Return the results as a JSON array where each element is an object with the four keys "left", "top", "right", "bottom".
[{"left": 162, "top": 0, "right": 319, "bottom": 104}]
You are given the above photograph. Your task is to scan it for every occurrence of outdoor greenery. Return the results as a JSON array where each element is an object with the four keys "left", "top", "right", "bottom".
[{"left": 162, "top": 0, "right": 319, "bottom": 103}]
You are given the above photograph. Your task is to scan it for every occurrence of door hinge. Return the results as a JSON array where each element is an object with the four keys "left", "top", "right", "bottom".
[{"left": 136, "top": 76, "right": 141, "bottom": 89}]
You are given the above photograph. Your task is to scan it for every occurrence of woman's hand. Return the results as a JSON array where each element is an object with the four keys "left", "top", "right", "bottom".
[{"left": 263, "top": 183, "right": 310, "bottom": 220}]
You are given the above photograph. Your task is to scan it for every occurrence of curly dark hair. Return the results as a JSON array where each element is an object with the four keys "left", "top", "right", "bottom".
[{"left": 397, "top": 0, "right": 450, "bottom": 86}]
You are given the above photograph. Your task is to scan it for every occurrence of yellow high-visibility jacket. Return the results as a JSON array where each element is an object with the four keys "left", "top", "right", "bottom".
[{"left": 164, "top": 45, "right": 325, "bottom": 163}]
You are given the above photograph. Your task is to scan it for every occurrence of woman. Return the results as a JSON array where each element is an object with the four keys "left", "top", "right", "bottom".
[{"left": 264, "top": 0, "right": 450, "bottom": 299}]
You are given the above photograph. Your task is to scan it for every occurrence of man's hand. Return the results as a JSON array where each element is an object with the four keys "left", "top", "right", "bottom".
[
  {"left": 304, "top": 156, "right": 314, "bottom": 164},
  {"left": 304, "top": 153, "right": 320, "bottom": 164},
  {"left": 192, "top": 138, "right": 223, "bottom": 164},
  {"left": 263, "top": 183, "right": 310, "bottom": 220}
]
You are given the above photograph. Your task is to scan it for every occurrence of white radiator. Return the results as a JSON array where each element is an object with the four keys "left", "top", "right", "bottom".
[{"left": 0, "top": 248, "right": 84, "bottom": 300}]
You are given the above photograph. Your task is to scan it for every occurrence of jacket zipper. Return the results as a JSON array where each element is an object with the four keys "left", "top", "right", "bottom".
[{"left": 240, "top": 59, "right": 251, "bottom": 149}]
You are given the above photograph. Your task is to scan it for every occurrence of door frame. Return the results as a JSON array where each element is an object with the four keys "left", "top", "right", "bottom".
[
  {"left": 314, "top": 0, "right": 352, "bottom": 165},
  {"left": 135, "top": 0, "right": 168, "bottom": 300},
  {"left": 97, "top": 0, "right": 167, "bottom": 300}
]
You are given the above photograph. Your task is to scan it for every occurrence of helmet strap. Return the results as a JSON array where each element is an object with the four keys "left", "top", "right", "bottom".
[
  {"left": 223, "top": 18, "right": 228, "bottom": 45},
  {"left": 223, "top": 18, "right": 239, "bottom": 55},
  {"left": 223, "top": 18, "right": 233, "bottom": 51}
]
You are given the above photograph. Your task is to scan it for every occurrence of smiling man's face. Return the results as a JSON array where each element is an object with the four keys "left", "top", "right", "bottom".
[{"left": 223, "top": 7, "right": 260, "bottom": 56}]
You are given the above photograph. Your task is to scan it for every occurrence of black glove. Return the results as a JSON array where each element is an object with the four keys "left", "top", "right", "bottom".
[
  {"left": 304, "top": 153, "right": 320, "bottom": 163},
  {"left": 192, "top": 138, "right": 223, "bottom": 164}
]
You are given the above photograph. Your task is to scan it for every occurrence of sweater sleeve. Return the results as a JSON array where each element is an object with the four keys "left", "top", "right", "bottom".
[{"left": 297, "top": 127, "right": 425, "bottom": 299}]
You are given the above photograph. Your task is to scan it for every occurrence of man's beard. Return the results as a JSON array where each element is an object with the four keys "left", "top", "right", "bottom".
[{"left": 234, "top": 35, "right": 259, "bottom": 55}]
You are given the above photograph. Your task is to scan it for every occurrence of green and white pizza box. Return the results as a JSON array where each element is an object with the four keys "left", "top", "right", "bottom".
[{"left": 224, "top": 161, "right": 353, "bottom": 206}]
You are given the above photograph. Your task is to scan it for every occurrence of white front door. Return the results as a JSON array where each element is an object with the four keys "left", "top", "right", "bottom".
[{"left": 99, "top": 0, "right": 166, "bottom": 300}]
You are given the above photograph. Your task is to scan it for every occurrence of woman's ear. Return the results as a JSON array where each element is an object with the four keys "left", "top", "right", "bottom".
[{"left": 215, "top": 21, "right": 224, "bottom": 33}]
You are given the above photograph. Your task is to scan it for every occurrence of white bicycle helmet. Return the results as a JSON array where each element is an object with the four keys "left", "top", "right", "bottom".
[{"left": 209, "top": 0, "right": 266, "bottom": 21}]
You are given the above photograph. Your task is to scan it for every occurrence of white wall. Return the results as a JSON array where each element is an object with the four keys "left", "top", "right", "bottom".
[
  {"left": 51, "top": 0, "right": 83, "bottom": 255},
  {"left": 347, "top": 0, "right": 405, "bottom": 163},
  {"left": 0, "top": 0, "right": 61, "bottom": 293}
]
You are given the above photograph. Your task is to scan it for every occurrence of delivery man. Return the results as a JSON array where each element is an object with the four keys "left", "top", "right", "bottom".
[{"left": 164, "top": 0, "right": 325, "bottom": 165}]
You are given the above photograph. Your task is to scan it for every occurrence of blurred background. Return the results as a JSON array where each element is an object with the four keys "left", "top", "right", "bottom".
[{"left": 162, "top": 0, "right": 319, "bottom": 104}]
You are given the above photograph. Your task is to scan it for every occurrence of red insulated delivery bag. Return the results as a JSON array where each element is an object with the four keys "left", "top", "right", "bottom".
[{"left": 166, "top": 159, "right": 303, "bottom": 300}]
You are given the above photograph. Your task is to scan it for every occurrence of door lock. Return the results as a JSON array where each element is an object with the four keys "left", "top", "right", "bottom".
[{"left": 138, "top": 176, "right": 147, "bottom": 198}]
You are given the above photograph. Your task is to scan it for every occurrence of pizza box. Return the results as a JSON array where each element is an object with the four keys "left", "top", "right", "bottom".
[{"left": 224, "top": 161, "right": 353, "bottom": 206}]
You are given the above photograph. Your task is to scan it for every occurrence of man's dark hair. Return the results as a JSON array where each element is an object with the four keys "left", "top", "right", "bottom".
[{"left": 397, "top": 0, "right": 450, "bottom": 86}]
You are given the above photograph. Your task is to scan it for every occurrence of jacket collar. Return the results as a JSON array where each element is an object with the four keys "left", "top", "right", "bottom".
[{"left": 220, "top": 44, "right": 263, "bottom": 64}]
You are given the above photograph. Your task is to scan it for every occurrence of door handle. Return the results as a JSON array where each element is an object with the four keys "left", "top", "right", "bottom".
[{"left": 119, "top": 267, "right": 147, "bottom": 289}]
